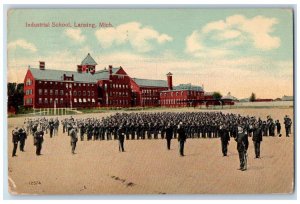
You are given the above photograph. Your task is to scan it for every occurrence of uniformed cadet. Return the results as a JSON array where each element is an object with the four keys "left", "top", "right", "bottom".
[
  {"left": 49, "top": 119, "right": 55, "bottom": 138},
  {"left": 284, "top": 115, "right": 292, "bottom": 137},
  {"left": 117, "top": 125, "right": 125, "bottom": 152},
  {"left": 12, "top": 127, "right": 19, "bottom": 157},
  {"left": 34, "top": 128, "right": 44, "bottom": 156},
  {"left": 252, "top": 122, "right": 263, "bottom": 159},
  {"left": 177, "top": 122, "right": 186, "bottom": 157},
  {"left": 165, "top": 123, "right": 173, "bottom": 150},
  {"left": 219, "top": 125, "right": 230, "bottom": 157},
  {"left": 70, "top": 126, "right": 78, "bottom": 154},
  {"left": 19, "top": 128, "right": 27, "bottom": 152},
  {"left": 275, "top": 120, "right": 281, "bottom": 137},
  {"left": 235, "top": 126, "right": 249, "bottom": 171}
]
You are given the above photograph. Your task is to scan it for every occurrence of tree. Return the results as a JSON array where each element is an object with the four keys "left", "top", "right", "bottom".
[
  {"left": 250, "top": 92, "right": 256, "bottom": 102},
  {"left": 7, "top": 82, "right": 24, "bottom": 113},
  {"left": 212, "top": 92, "right": 222, "bottom": 100}
]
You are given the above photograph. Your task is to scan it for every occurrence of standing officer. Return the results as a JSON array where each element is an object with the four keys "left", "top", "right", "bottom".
[
  {"left": 117, "top": 125, "right": 125, "bottom": 152},
  {"left": 49, "top": 119, "right": 54, "bottom": 138},
  {"left": 70, "top": 126, "right": 78, "bottom": 154},
  {"left": 165, "top": 123, "right": 173, "bottom": 150},
  {"left": 252, "top": 122, "right": 263, "bottom": 159},
  {"left": 34, "top": 128, "right": 44, "bottom": 156},
  {"left": 275, "top": 120, "right": 281, "bottom": 137},
  {"left": 219, "top": 125, "right": 230, "bottom": 157},
  {"left": 19, "top": 128, "right": 27, "bottom": 152},
  {"left": 177, "top": 122, "right": 186, "bottom": 157},
  {"left": 284, "top": 115, "right": 292, "bottom": 137},
  {"left": 235, "top": 126, "right": 249, "bottom": 171},
  {"left": 12, "top": 127, "right": 19, "bottom": 157}
]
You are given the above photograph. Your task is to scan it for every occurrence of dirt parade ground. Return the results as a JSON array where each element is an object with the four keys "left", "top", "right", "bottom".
[{"left": 7, "top": 107, "right": 294, "bottom": 195}]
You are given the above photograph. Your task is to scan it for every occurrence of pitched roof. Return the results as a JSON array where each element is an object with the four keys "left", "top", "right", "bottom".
[
  {"left": 28, "top": 68, "right": 97, "bottom": 83},
  {"left": 81, "top": 53, "right": 98, "bottom": 66},
  {"left": 132, "top": 78, "right": 168, "bottom": 88}
]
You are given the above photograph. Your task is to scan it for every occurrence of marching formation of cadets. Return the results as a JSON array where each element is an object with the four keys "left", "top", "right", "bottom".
[{"left": 12, "top": 112, "right": 292, "bottom": 171}]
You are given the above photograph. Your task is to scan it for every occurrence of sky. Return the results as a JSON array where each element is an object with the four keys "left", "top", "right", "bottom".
[{"left": 7, "top": 8, "right": 294, "bottom": 99}]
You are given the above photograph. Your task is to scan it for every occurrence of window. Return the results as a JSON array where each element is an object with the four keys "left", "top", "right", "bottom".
[
  {"left": 91, "top": 91, "right": 94, "bottom": 96},
  {"left": 55, "top": 90, "right": 58, "bottom": 95},
  {"left": 74, "top": 98, "right": 77, "bottom": 103},
  {"left": 25, "top": 98, "right": 32, "bottom": 105},
  {"left": 50, "top": 90, "right": 53, "bottom": 95},
  {"left": 83, "top": 84, "right": 86, "bottom": 87},
  {"left": 60, "top": 98, "right": 63, "bottom": 104},
  {"left": 38, "top": 89, "right": 42, "bottom": 95},
  {"left": 50, "top": 82, "right": 52, "bottom": 85},
  {"left": 78, "top": 91, "right": 81, "bottom": 96},
  {"left": 87, "top": 91, "right": 90, "bottom": 96},
  {"left": 83, "top": 91, "right": 86, "bottom": 96},
  {"left": 44, "top": 89, "right": 48, "bottom": 95},
  {"left": 38, "top": 98, "right": 42, "bottom": 104},
  {"left": 44, "top": 98, "right": 48, "bottom": 104},
  {"left": 60, "top": 90, "right": 64, "bottom": 95},
  {"left": 26, "top": 79, "right": 32, "bottom": 86},
  {"left": 79, "top": 83, "right": 81, "bottom": 87},
  {"left": 73, "top": 91, "right": 77, "bottom": 96},
  {"left": 55, "top": 82, "right": 58, "bottom": 85},
  {"left": 50, "top": 98, "right": 53, "bottom": 104},
  {"left": 39, "top": 81, "right": 42, "bottom": 84}
]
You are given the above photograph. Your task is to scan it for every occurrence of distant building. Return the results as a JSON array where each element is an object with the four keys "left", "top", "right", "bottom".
[
  {"left": 23, "top": 53, "right": 236, "bottom": 109},
  {"left": 281, "top": 95, "right": 293, "bottom": 101}
]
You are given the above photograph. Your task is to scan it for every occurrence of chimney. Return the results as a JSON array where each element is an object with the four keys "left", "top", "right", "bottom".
[
  {"left": 109, "top": 65, "right": 113, "bottom": 79},
  {"left": 39, "top": 61, "right": 45, "bottom": 70},
  {"left": 166, "top": 72, "right": 173, "bottom": 90},
  {"left": 77, "top": 65, "right": 82, "bottom": 73}
]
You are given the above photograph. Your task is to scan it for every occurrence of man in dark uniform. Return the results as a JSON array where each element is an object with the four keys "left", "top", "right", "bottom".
[
  {"left": 49, "top": 119, "right": 54, "bottom": 138},
  {"left": 19, "top": 128, "right": 27, "bottom": 152},
  {"left": 275, "top": 120, "right": 281, "bottom": 137},
  {"left": 219, "top": 125, "right": 230, "bottom": 156},
  {"left": 177, "top": 122, "right": 186, "bottom": 156},
  {"left": 34, "top": 128, "right": 44, "bottom": 156},
  {"left": 12, "top": 127, "right": 19, "bottom": 157},
  {"left": 70, "top": 126, "right": 78, "bottom": 154},
  {"left": 284, "top": 115, "right": 292, "bottom": 137},
  {"left": 117, "top": 125, "right": 125, "bottom": 152},
  {"left": 252, "top": 122, "right": 263, "bottom": 158},
  {"left": 235, "top": 126, "right": 249, "bottom": 171},
  {"left": 165, "top": 123, "right": 173, "bottom": 150}
]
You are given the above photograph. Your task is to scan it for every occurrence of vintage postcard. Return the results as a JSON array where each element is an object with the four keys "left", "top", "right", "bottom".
[{"left": 7, "top": 8, "right": 294, "bottom": 195}]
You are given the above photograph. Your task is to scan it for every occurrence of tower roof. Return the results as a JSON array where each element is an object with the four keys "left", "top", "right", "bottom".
[{"left": 81, "top": 53, "right": 98, "bottom": 66}]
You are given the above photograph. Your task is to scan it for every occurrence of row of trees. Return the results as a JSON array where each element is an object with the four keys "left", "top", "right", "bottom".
[
  {"left": 8, "top": 83, "right": 24, "bottom": 113},
  {"left": 212, "top": 92, "right": 256, "bottom": 102}
]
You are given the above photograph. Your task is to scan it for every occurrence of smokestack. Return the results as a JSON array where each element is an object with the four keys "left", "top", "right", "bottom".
[
  {"left": 166, "top": 72, "right": 173, "bottom": 90},
  {"left": 77, "top": 65, "right": 82, "bottom": 73},
  {"left": 109, "top": 65, "right": 113, "bottom": 79},
  {"left": 39, "top": 61, "right": 45, "bottom": 70}
]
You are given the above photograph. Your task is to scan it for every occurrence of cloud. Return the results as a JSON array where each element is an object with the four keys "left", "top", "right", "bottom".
[
  {"left": 95, "top": 22, "right": 173, "bottom": 52},
  {"left": 64, "top": 29, "right": 85, "bottom": 43},
  {"left": 8, "top": 39, "right": 37, "bottom": 52},
  {"left": 186, "top": 15, "right": 281, "bottom": 58}
]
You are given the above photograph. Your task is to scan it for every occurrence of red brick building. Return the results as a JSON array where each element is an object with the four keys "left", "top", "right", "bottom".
[{"left": 23, "top": 53, "right": 235, "bottom": 109}]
